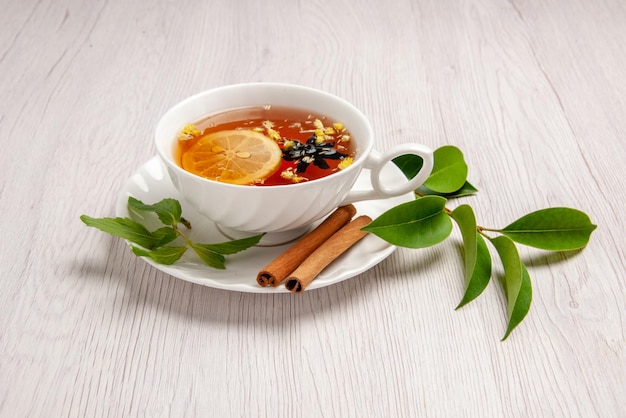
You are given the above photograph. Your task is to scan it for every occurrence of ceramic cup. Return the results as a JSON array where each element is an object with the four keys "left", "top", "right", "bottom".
[{"left": 155, "top": 83, "right": 434, "bottom": 245}]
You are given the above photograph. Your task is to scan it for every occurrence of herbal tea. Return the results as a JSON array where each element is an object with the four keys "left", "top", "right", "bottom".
[{"left": 175, "top": 106, "right": 356, "bottom": 185}]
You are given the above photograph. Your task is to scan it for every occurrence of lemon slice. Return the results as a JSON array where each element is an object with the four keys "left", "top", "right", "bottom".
[{"left": 181, "top": 130, "right": 282, "bottom": 185}]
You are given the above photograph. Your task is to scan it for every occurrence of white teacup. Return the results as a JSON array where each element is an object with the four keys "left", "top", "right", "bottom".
[{"left": 155, "top": 83, "right": 434, "bottom": 245}]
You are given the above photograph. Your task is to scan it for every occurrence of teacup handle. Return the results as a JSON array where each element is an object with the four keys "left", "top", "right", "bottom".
[{"left": 341, "top": 143, "right": 434, "bottom": 204}]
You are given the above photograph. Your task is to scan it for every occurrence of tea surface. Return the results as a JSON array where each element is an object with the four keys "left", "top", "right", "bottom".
[{"left": 176, "top": 106, "right": 356, "bottom": 185}]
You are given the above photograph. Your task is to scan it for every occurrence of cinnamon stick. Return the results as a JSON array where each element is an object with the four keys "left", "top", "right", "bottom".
[
  {"left": 285, "top": 215, "right": 372, "bottom": 293},
  {"left": 256, "top": 204, "right": 357, "bottom": 287}
]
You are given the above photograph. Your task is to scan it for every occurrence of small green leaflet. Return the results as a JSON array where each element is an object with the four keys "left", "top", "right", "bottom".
[
  {"left": 128, "top": 196, "right": 183, "bottom": 227},
  {"left": 494, "top": 207, "right": 597, "bottom": 251},
  {"left": 451, "top": 205, "right": 492, "bottom": 309},
  {"left": 362, "top": 196, "right": 452, "bottom": 248},
  {"left": 489, "top": 236, "right": 532, "bottom": 341},
  {"left": 189, "top": 242, "right": 227, "bottom": 269},
  {"left": 132, "top": 245, "right": 188, "bottom": 265},
  {"left": 149, "top": 227, "right": 180, "bottom": 247},
  {"left": 196, "top": 235, "right": 265, "bottom": 255},
  {"left": 189, "top": 235, "right": 264, "bottom": 270}
]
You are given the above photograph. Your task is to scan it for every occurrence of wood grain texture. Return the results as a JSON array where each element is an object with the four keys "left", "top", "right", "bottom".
[{"left": 1, "top": 0, "right": 625, "bottom": 416}]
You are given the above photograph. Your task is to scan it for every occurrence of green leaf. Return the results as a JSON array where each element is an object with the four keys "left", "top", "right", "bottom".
[
  {"left": 80, "top": 215, "right": 163, "bottom": 249},
  {"left": 497, "top": 208, "right": 597, "bottom": 251},
  {"left": 416, "top": 181, "right": 479, "bottom": 199},
  {"left": 392, "top": 154, "right": 424, "bottom": 179},
  {"left": 152, "top": 227, "right": 180, "bottom": 247},
  {"left": 189, "top": 242, "right": 227, "bottom": 269},
  {"left": 128, "top": 196, "right": 183, "bottom": 227},
  {"left": 393, "top": 149, "right": 476, "bottom": 199},
  {"left": 195, "top": 234, "right": 265, "bottom": 255},
  {"left": 423, "top": 145, "right": 468, "bottom": 193},
  {"left": 362, "top": 196, "right": 453, "bottom": 248},
  {"left": 188, "top": 234, "right": 262, "bottom": 269},
  {"left": 131, "top": 245, "right": 188, "bottom": 265},
  {"left": 451, "top": 205, "right": 492, "bottom": 308},
  {"left": 489, "top": 236, "right": 532, "bottom": 341}
]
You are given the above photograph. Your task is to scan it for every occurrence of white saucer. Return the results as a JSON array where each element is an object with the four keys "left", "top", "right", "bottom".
[{"left": 115, "top": 156, "right": 413, "bottom": 293}]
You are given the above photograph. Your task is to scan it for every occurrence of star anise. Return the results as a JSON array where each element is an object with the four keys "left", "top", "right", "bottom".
[{"left": 282, "top": 135, "right": 347, "bottom": 173}]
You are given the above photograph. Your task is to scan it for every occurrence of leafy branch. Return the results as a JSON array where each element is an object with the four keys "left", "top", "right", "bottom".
[
  {"left": 363, "top": 146, "right": 597, "bottom": 340},
  {"left": 80, "top": 197, "right": 263, "bottom": 269}
]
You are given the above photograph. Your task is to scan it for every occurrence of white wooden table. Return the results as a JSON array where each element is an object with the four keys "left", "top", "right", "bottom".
[{"left": 2, "top": 0, "right": 625, "bottom": 416}]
